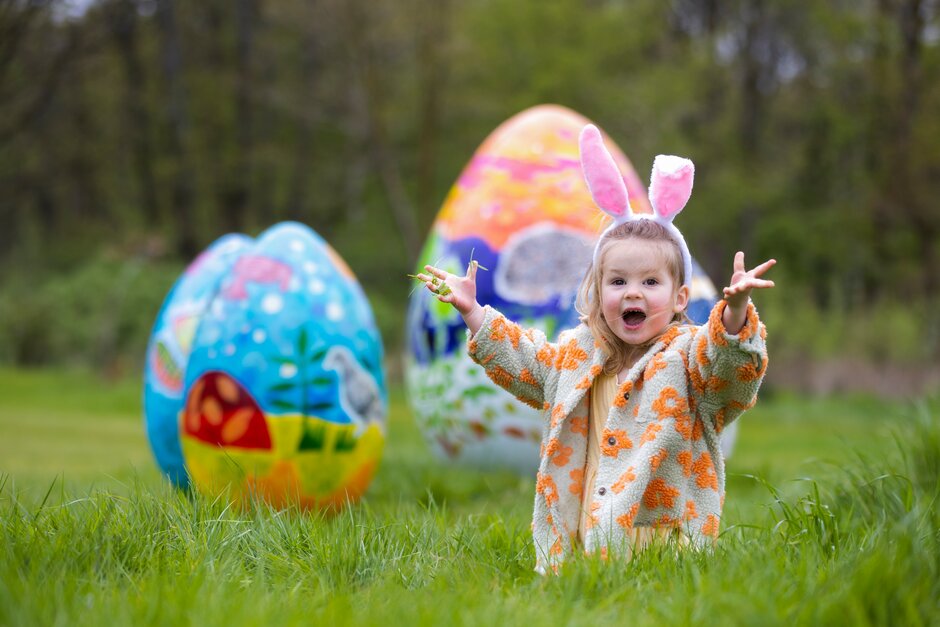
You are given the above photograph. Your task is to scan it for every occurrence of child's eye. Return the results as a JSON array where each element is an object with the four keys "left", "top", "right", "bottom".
[
  {"left": 612, "top": 278, "right": 625, "bottom": 286},
  {"left": 643, "top": 278, "right": 658, "bottom": 286}
]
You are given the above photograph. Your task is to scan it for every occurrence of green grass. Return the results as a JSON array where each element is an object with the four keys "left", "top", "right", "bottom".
[{"left": 1, "top": 368, "right": 938, "bottom": 626}]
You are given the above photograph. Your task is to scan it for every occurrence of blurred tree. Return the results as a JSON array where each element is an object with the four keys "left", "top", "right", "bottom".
[
  {"left": 0, "top": 0, "right": 938, "bottom": 369},
  {"left": 415, "top": 0, "right": 451, "bottom": 224},
  {"left": 155, "top": 0, "right": 198, "bottom": 258},
  {"left": 870, "top": 0, "right": 937, "bottom": 296},
  {"left": 105, "top": 0, "right": 159, "bottom": 228},
  {"left": 228, "top": 0, "right": 257, "bottom": 230},
  {"left": 0, "top": 0, "right": 72, "bottom": 146},
  {"left": 0, "top": 0, "right": 76, "bottom": 266},
  {"left": 341, "top": 0, "right": 421, "bottom": 257},
  {"left": 283, "top": 0, "right": 319, "bottom": 223}
]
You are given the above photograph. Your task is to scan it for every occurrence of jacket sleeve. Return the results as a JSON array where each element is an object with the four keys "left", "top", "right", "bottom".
[
  {"left": 466, "top": 306, "right": 559, "bottom": 410},
  {"left": 687, "top": 299, "right": 768, "bottom": 430}
]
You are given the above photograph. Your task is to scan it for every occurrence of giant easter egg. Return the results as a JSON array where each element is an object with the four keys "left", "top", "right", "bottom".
[
  {"left": 405, "top": 105, "right": 723, "bottom": 473},
  {"left": 144, "top": 234, "right": 254, "bottom": 486},
  {"left": 145, "top": 222, "right": 386, "bottom": 509}
]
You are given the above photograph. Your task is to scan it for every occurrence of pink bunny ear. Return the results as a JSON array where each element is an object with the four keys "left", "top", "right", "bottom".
[
  {"left": 579, "top": 124, "right": 630, "bottom": 219},
  {"left": 649, "top": 155, "right": 694, "bottom": 222}
]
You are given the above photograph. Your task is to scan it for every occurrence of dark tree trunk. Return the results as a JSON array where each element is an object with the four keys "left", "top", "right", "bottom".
[
  {"left": 226, "top": 0, "right": 256, "bottom": 230},
  {"left": 0, "top": 2, "right": 74, "bottom": 147},
  {"left": 736, "top": 0, "right": 769, "bottom": 255},
  {"left": 109, "top": 0, "right": 160, "bottom": 228},
  {"left": 286, "top": 6, "right": 318, "bottom": 223},
  {"left": 415, "top": 0, "right": 449, "bottom": 224},
  {"left": 342, "top": 1, "right": 420, "bottom": 258},
  {"left": 894, "top": 0, "right": 935, "bottom": 295},
  {"left": 156, "top": 0, "right": 198, "bottom": 258}
]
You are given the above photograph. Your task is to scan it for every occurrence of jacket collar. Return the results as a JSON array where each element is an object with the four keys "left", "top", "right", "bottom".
[{"left": 557, "top": 324, "right": 690, "bottom": 415}]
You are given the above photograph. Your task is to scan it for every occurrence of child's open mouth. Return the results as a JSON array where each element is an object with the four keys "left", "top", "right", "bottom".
[{"left": 622, "top": 309, "right": 646, "bottom": 329}]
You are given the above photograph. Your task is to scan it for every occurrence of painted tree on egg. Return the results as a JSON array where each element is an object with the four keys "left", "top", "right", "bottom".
[{"left": 268, "top": 326, "right": 357, "bottom": 452}]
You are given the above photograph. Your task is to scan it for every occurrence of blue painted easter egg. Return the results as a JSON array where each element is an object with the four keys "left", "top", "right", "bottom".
[
  {"left": 144, "top": 222, "right": 386, "bottom": 509},
  {"left": 405, "top": 105, "right": 723, "bottom": 473}
]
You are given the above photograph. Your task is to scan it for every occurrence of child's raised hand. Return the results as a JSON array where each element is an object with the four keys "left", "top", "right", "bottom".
[
  {"left": 723, "top": 251, "right": 776, "bottom": 307},
  {"left": 416, "top": 261, "right": 481, "bottom": 317},
  {"left": 721, "top": 252, "right": 776, "bottom": 333}
]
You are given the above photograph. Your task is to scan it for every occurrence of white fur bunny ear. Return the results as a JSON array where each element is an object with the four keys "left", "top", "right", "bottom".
[
  {"left": 648, "top": 155, "right": 694, "bottom": 222},
  {"left": 579, "top": 124, "right": 631, "bottom": 221}
]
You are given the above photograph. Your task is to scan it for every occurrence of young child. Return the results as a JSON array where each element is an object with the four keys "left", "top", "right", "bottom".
[{"left": 416, "top": 124, "right": 775, "bottom": 574}]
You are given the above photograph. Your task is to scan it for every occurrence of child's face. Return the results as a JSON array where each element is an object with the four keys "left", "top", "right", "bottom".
[{"left": 599, "top": 238, "right": 690, "bottom": 347}]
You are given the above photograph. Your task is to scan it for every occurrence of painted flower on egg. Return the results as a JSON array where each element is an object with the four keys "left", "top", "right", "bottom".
[
  {"left": 143, "top": 222, "right": 386, "bottom": 510},
  {"left": 405, "top": 105, "right": 726, "bottom": 473}
]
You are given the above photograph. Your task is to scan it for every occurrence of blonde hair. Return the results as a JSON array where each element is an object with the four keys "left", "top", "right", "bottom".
[{"left": 575, "top": 220, "right": 690, "bottom": 374}]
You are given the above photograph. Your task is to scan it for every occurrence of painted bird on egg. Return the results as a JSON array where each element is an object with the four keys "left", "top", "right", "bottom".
[
  {"left": 144, "top": 222, "right": 386, "bottom": 510},
  {"left": 405, "top": 105, "right": 731, "bottom": 474}
]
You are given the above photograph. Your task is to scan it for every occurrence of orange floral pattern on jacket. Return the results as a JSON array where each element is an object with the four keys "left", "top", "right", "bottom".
[
  {"left": 600, "top": 429, "right": 633, "bottom": 457},
  {"left": 554, "top": 339, "right": 588, "bottom": 371},
  {"left": 536, "top": 472, "right": 559, "bottom": 506},
  {"left": 643, "top": 478, "right": 680, "bottom": 509},
  {"left": 652, "top": 387, "right": 689, "bottom": 421},
  {"left": 544, "top": 438, "right": 573, "bottom": 467},
  {"left": 611, "top": 467, "right": 636, "bottom": 494},
  {"left": 569, "top": 468, "right": 584, "bottom": 495},
  {"left": 489, "top": 316, "right": 521, "bottom": 349}
]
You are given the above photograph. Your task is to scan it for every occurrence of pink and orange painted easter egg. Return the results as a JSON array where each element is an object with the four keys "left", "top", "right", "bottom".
[{"left": 405, "top": 105, "right": 723, "bottom": 472}]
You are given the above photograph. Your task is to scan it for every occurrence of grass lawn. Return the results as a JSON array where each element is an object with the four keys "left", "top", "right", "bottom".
[{"left": 1, "top": 368, "right": 938, "bottom": 625}]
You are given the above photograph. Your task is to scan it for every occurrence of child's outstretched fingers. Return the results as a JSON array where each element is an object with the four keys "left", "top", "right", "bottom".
[
  {"left": 421, "top": 265, "right": 452, "bottom": 299},
  {"left": 423, "top": 263, "right": 478, "bottom": 313},
  {"left": 720, "top": 253, "right": 775, "bottom": 333},
  {"left": 424, "top": 265, "right": 455, "bottom": 286},
  {"left": 723, "top": 252, "right": 776, "bottom": 305}
]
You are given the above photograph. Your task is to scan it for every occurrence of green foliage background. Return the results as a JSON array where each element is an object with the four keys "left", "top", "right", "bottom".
[{"left": 1, "top": 0, "right": 938, "bottom": 380}]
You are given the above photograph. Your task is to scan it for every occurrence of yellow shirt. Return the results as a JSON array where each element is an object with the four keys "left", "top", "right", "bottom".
[
  {"left": 579, "top": 371, "right": 617, "bottom": 543},
  {"left": 579, "top": 371, "right": 685, "bottom": 554}
]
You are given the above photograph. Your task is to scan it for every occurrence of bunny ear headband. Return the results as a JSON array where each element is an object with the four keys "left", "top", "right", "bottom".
[{"left": 579, "top": 123, "right": 695, "bottom": 288}]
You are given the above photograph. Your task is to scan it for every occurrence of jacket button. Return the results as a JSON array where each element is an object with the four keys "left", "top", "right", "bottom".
[
  {"left": 597, "top": 487, "right": 607, "bottom": 496},
  {"left": 607, "top": 436, "right": 617, "bottom": 446}
]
